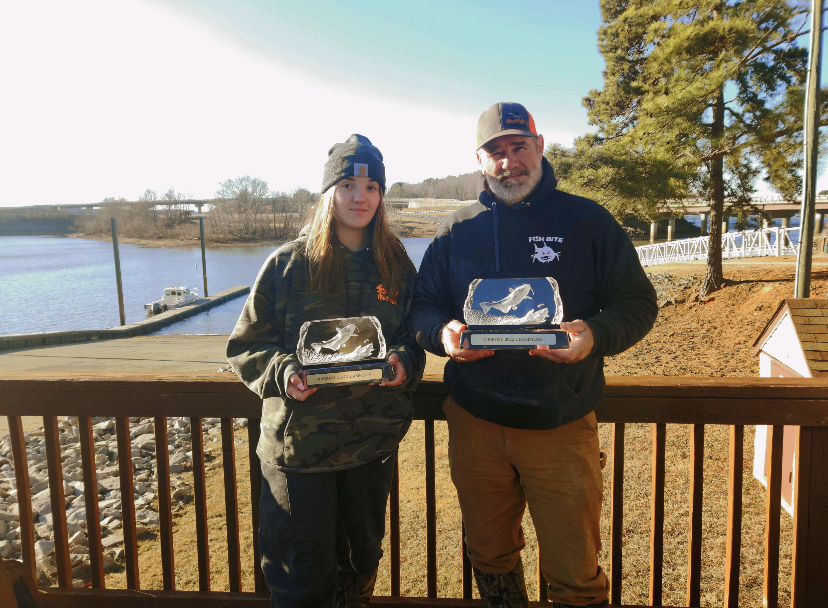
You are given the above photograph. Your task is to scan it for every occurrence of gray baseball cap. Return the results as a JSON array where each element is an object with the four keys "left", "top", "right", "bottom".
[{"left": 477, "top": 102, "right": 538, "bottom": 149}]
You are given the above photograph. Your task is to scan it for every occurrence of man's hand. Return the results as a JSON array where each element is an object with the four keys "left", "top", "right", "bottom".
[
  {"left": 376, "top": 353, "right": 406, "bottom": 387},
  {"left": 529, "top": 320, "right": 594, "bottom": 363},
  {"left": 286, "top": 373, "right": 318, "bottom": 401},
  {"left": 442, "top": 320, "right": 494, "bottom": 363}
]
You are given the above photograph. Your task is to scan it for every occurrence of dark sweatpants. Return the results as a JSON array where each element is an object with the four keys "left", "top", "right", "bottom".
[{"left": 259, "top": 454, "right": 395, "bottom": 608}]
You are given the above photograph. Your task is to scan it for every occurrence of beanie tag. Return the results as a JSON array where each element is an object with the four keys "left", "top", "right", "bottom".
[{"left": 354, "top": 163, "right": 368, "bottom": 177}]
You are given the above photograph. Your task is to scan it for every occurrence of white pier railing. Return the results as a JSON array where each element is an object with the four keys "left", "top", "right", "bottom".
[{"left": 636, "top": 227, "right": 800, "bottom": 268}]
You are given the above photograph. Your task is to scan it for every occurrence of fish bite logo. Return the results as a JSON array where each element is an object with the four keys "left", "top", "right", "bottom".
[
  {"left": 530, "top": 239, "right": 561, "bottom": 263},
  {"left": 354, "top": 163, "right": 368, "bottom": 177},
  {"left": 376, "top": 284, "right": 398, "bottom": 305}
]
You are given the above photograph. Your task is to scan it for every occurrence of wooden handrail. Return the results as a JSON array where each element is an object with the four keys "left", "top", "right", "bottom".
[
  {"left": 2, "top": 373, "right": 828, "bottom": 424},
  {"left": 3, "top": 373, "right": 828, "bottom": 608}
]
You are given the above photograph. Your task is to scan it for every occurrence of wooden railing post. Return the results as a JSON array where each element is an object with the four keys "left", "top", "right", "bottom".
[
  {"left": 247, "top": 418, "right": 266, "bottom": 594},
  {"left": 686, "top": 424, "right": 704, "bottom": 607},
  {"left": 190, "top": 417, "right": 210, "bottom": 591},
  {"left": 424, "top": 418, "right": 437, "bottom": 598},
  {"left": 461, "top": 520, "right": 472, "bottom": 599},
  {"left": 610, "top": 423, "right": 624, "bottom": 605},
  {"left": 78, "top": 416, "right": 105, "bottom": 588},
  {"left": 153, "top": 416, "right": 175, "bottom": 591},
  {"left": 115, "top": 416, "right": 139, "bottom": 589},
  {"left": 390, "top": 456, "right": 401, "bottom": 596},
  {"left": 44, "top": 416, "right": 71, "bottom": 587},
  {"left": 649, "top": 423, "right": 666, "bottom": 606},
  {"left": 763, "top": 425, "right": 783, "bottom": 608},
  {"left": 792, "top": 426, "right": 828, "bottom": 607},
  {"left": 723, "top": 425, "right": 743, "bottom": 608},
  {"left": 536, "top": 551, "right": 548, "bottom": 601},
  {"left": 7, "top": 416, "right": 36, "bottom": 582},
  {"left": 220, "top": 417, "right": 242, "bottom": 592}
]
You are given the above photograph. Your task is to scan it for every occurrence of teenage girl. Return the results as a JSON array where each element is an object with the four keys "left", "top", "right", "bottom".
[{"left": 227, "top": 134, "right": 424, "bottom": 608}]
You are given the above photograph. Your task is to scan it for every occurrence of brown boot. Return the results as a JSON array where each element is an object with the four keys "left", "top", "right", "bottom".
[
  {"left": 336, "top": 568, "right": 378, "bottom": 608},
  {"left": 473, "top": 557, "right": 529, "bottom": 608}
]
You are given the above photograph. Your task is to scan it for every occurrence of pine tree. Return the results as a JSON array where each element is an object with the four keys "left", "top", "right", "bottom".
[{"left": 584, "top": 0, "right": 820, "bottom": 296}]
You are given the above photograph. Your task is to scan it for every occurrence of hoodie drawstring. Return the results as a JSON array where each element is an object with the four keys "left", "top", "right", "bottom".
[{"left": 492, "top": 201, "right": 501, "bottom": 273}]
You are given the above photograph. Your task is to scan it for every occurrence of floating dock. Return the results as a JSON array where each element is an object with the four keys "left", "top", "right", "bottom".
[{"left": 0, "top": 285, "right": 249, "bottom": 350}]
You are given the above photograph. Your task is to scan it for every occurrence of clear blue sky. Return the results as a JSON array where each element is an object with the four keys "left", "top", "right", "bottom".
[{"left": 0, "top": 1, "right": 822, "bottom": 206}]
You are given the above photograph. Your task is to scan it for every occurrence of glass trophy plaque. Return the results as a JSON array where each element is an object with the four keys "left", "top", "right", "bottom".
[
  {"left": 296, "top": 316, "right": 394, "bottom": 387},
  {"left": 459, "top": 278, "right": 570, "bottom": 350}
]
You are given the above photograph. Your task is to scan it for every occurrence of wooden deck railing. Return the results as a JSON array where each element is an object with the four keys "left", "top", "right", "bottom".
[{"left": 2, "top": 373, "right": 828, "bottom": 607}]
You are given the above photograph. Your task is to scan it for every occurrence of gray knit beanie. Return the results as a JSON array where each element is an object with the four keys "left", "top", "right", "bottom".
[{"left": 322, "top": 134, "right": 386, "bottom": 194}]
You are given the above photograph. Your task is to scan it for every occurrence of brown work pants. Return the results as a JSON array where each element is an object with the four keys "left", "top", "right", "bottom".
[{"left": 444, "top": 397, "right": 609, "bottom": 606}]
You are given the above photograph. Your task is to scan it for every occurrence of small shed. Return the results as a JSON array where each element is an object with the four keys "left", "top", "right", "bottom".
[{"left": 752, "top": 298, "right": 828, "bottom": 515}]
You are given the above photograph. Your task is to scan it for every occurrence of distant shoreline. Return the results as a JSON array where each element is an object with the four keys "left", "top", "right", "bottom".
[
  {"left": 2, "top": 212, "right": 445, "bottom": 247},
  {"left": 67, "top": 232, "right": 285, "bottom": 249},
  {"left": 67, "top": 220, "right": 442, "bottom": 248}
]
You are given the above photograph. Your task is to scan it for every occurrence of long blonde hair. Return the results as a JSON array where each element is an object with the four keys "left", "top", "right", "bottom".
[{"left": 305, "top": 184, "right": 414, "bottom": 299}]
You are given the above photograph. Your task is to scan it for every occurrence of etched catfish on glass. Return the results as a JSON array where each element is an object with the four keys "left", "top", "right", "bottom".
[
  {"left": 296, "top": 316, "right": 394, "bottom": 387},
  {"left": 459, "top": 277, "right": 570, "bottom": 350}
]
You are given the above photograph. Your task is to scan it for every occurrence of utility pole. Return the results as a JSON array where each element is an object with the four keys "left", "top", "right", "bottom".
[
  {"left": 199, "top": 216, "right": 209, "bottom": 297},
  {"left": 111, "top": 218, "right": 126, "bottom": 326},
  {"left": 795, "top": 0, "right": 824, "bottom": 298}
]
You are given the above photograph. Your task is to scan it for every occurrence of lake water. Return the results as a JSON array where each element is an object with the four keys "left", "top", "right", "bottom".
[
  {"left": 0, "top": 236, "right": 432, "bottom": 336},
  {"left": 0, "top": 216, "right": 803, "bottom": 336}
]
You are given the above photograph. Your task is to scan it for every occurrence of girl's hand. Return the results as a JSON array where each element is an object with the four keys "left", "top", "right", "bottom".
[
  {"left": 442, "top": 320, "right": 494, "bottom": 363},
  {"left": 377, "top": 353, "right": 406, "bottom": 387},
  {"left": 286, "top": 373, "right": 318, "bottom": 401}
]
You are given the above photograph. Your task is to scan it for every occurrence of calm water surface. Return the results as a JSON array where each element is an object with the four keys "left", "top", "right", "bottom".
[
  {"left": 1, "top": 217, "right": 798, "bottom": 336},
  {"left": 0, "top": 236, "right": 432, "bottom": 336}
]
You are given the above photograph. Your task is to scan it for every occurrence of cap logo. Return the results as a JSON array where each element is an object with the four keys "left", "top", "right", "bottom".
[
  {"left": 505, "top": 112, "right": 526, "bottom": 125},
  {"left": 354, "top": 163, "right": 368, "bottom": 177}
]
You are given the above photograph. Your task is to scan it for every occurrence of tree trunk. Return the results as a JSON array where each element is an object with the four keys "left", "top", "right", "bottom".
[{"left": 700, "top": 87, "right": 726, "bottom": 298}]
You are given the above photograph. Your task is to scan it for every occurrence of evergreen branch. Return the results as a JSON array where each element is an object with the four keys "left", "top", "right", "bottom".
[
  {"left": 695, "top": 117, "right": 828, "bottom": 163},
  {"left": 740, "top": 18, "right": 823, "bottom": 65},
  {"left": 724, "top": 106, "right": 752, "bottom": 129},
  {"left": 737, "top": 5, "right": 809, "bottom": 65}
]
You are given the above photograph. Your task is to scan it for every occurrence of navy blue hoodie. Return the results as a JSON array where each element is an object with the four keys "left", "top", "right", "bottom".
[{"left": 409, "top": 159, "right": 657, "bottom": 430}]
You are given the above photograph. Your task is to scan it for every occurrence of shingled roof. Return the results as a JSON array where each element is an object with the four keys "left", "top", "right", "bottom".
[{"left": 754, "top": 299, "right": 828, "bottom": 377}]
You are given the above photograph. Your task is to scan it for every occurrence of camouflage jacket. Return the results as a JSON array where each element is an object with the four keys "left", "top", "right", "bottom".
[{"left": 227, "top": 239, "right": 425, "bottom": 472}]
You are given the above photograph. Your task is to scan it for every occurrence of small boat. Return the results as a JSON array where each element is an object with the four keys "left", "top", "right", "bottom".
[{"left": 145, "top": 286, "right": 199, "bottom": 314}]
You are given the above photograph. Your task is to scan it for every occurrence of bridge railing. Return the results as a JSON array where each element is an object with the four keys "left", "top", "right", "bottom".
[
  {"left": 637, "top": 227, "right": 800, "bottom": 267},
  {"left": 2, "top": 373, "right": 828, "bottom": 607}
]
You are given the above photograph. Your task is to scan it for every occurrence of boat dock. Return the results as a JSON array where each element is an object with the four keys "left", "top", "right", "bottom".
[{"left": 0, "top": 285, "right": 250, "bottom": 351}]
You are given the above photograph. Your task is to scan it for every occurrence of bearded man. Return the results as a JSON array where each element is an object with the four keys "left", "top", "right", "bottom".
[{"left": 410, "top": 102, "right": 657, "bottom": 608}]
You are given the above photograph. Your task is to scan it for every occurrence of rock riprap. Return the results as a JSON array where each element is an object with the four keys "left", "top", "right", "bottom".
[{"left": 0, "top": 416, "right": 247, "bottom": 586}]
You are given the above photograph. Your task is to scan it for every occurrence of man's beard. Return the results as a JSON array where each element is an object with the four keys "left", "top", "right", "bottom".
[{"left": 486, "top": 162, "right": 543, "bottom": 205}]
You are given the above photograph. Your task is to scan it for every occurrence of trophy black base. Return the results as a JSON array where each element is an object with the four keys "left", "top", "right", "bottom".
[
  {"left": 300, "top": 360, "right": 394, "bottom": 387},
  {"left": 459, "top": 327, "right": 570, "bottom": 350}
]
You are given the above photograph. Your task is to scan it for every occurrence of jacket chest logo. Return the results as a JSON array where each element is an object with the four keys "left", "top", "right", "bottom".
[
  {"left": 376, "top": 284, "right": 398, "bottom": 305},
  {"left": 528, "top": 237, "right": 562, "bottom": 263}
]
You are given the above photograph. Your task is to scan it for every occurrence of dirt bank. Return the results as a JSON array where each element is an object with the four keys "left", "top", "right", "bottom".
[{"left": 606, "top": 256, "right": 828, "bottom": 377}]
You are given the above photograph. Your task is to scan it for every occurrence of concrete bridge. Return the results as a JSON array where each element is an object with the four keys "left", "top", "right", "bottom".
[
  {"left": 653, "top": 196, "right": 828, "bottom": 242},
  {"left": 5, "top": 200, "right": 214, "bottom": 214}
]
